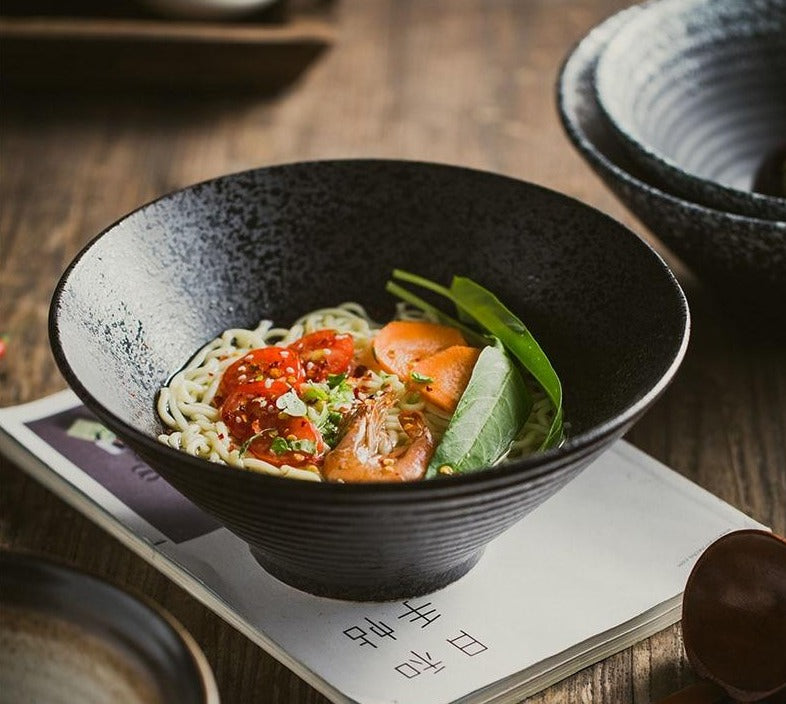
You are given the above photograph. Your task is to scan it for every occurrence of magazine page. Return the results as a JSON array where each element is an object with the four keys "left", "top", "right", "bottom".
[{"left": 0, "top": 391, "right": 764, "bottom": 704}]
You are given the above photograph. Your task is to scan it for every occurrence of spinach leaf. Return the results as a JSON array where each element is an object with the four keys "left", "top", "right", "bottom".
[
  {"left": 389, "top": 269, "right": 563, "bottom": 449},
  {"left": 449, "top": 276, "right": 563, "bottom": 449},
  {"left": 426, "top": 344, "right": 532, "bottom": 478}
]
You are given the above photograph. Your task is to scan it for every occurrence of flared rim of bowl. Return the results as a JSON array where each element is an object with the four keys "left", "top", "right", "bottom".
[{"left": 49, "top": 158, "right": 690, "bottom": 497}]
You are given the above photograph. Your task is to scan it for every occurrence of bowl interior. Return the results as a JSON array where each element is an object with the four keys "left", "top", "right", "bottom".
[
  {"left": 595, "top": 0, "right": 786, "bottom": 217},
  {"left": 52, "top": 160, "right": 688, "bottom": 476},
  {"left": 0, "top": 552, "right": 216, "bottom": 704}
]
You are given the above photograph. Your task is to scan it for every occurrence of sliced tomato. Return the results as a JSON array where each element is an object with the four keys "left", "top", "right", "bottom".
[
  {"left": 216, "top": 347, "right": 305, "bottom": 405},
  {"left": 220, "top": 381, "right": 285, "bottom": 442},
  {"left": 289, "top": 330, "right": 354, "bottom": 382},
  {"left": 221, "top": 382, "right": 325, "bottom": 468},
  {"left": 247, "top": 415, "right": 325, "bottom": 468}
]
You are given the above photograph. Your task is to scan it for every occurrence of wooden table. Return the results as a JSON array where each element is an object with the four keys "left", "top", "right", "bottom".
[{"left": 2, "top": 1, "right": 784, "bottom": 702}]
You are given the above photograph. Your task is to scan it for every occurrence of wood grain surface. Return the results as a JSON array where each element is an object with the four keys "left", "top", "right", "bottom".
[{"left": 1, "top": 1, "right": 784, "bottom": 702}]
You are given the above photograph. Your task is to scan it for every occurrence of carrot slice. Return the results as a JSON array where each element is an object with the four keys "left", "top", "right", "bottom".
[
  {"left": 372, "top": 321, "right": 466, "bottom": 377},
  {"left": 411, "top": 345, "right": 481, "bottom": 413}
]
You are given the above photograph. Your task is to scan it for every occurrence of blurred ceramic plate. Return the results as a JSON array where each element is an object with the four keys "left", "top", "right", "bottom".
[{"left": 0, "top": 552, "right": 219, "bottom": 704}]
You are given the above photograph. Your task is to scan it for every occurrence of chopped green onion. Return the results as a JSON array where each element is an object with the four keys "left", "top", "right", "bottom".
[
  {"left": 327, "top": 372, "right": 347, "bottom": 389},
  {"left": 289, "top": 438, "right": 317, "bottom": 454},
  {"left": 301, "top": 384, "right": 329, "bottom": 403}
]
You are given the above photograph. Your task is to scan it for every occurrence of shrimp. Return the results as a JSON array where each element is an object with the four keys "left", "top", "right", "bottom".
[{"left": 322, "top": 392, "right": 434, "bottom": 482}]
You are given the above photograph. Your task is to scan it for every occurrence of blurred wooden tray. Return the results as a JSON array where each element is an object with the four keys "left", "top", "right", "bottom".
[{"left": 0, "top": 2, "right": 335, "bottom": 93}]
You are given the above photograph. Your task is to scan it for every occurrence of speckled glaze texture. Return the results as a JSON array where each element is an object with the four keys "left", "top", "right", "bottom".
[
  {"left": 0, "top": 552, "right": 218, "bottom": 703},
  {"left": 594, "top": 0, "right": 786, "bottom": 220},
  {"left": 558, "top": 7, "right": 786, "bottom": 325},
  {"left": 50, "top": 160, "right": 688, "bottom": 600}
]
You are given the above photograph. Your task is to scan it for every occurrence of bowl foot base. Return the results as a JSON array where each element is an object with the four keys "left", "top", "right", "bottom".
[{"left": 248, "top": 548, "right": 484, "bottom": 602}]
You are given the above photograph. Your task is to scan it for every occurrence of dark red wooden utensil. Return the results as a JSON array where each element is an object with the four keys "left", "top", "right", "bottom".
[{"left": 664, "top": 530, "right": 786, "bottom": 703}]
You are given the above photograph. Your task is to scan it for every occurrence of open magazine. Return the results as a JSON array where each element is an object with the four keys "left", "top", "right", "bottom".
[{"left": 0, "top": 391, "right": 764, "bottom": 704}]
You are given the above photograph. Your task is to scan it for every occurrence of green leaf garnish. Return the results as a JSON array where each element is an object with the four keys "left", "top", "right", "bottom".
[
  {"left": 317, "top": 409, "right": 347, "bottom": 449},
  {"left": 319, "top": 421, "right": 340, "bottom": 448},
  {"left": 270, "top": 436, "right": 290, "bottom": 455},
  {"left": 289, "top": 438, "right": 317, "bottom": 454},
  {"left": 327, "top": 372, "right": 347, "bottom": 389},
  {"left": 449, "top": 276, "right": 563, "bottom": 449},
  {"left": 327, "top": 379, "right": 354, "bottom": 406},
  {"left": 301, "top": 384, "right": 329, "bottom": 403},
  {"left": 426, "top": 344, "right": 532, "bottom": 477}
]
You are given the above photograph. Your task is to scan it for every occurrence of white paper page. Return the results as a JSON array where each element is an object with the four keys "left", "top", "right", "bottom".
[{"left": 0, "top": 392, "right": 764, "bottom": 704}]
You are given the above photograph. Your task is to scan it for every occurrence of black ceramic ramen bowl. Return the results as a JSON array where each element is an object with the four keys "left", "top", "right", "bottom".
[
  {"left": 50, "top": 159, "right": 689, "bottom": 601},
  {"left": 558, "top": 5, "right": 786, "bottom": 325},
  {"left": 0, "top": 551, "right": 219, "bottom": 704},
  {"left": 593, "top": 0, "right": 786, "bottom": 221}
]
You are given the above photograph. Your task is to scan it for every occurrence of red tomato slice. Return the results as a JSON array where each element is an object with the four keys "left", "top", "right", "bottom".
[
  {"left": 247, "top": 415, "right": 325, "bottom": 468},
  {"left": 220, "top": 381, "right": 285, "bottom": 442},
  {"left": 216, "top": 347, "right": 305, "bottom": 405},
  {"left": 288, "top": 330, "right": 354, "bottom": 382},
  {"left": 221, "top": 382, "right": 325, "bottom": 468}
]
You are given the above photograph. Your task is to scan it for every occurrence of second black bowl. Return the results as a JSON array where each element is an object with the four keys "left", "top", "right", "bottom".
[
  {"left": 595, "top": 0, "right": 786, "bottom": 220},
  {"left": 558, "top": 5, "right": 786, "bottom": 324},
  {"left": 50, "top": 160, "right": 688, "bottom": 600}
]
